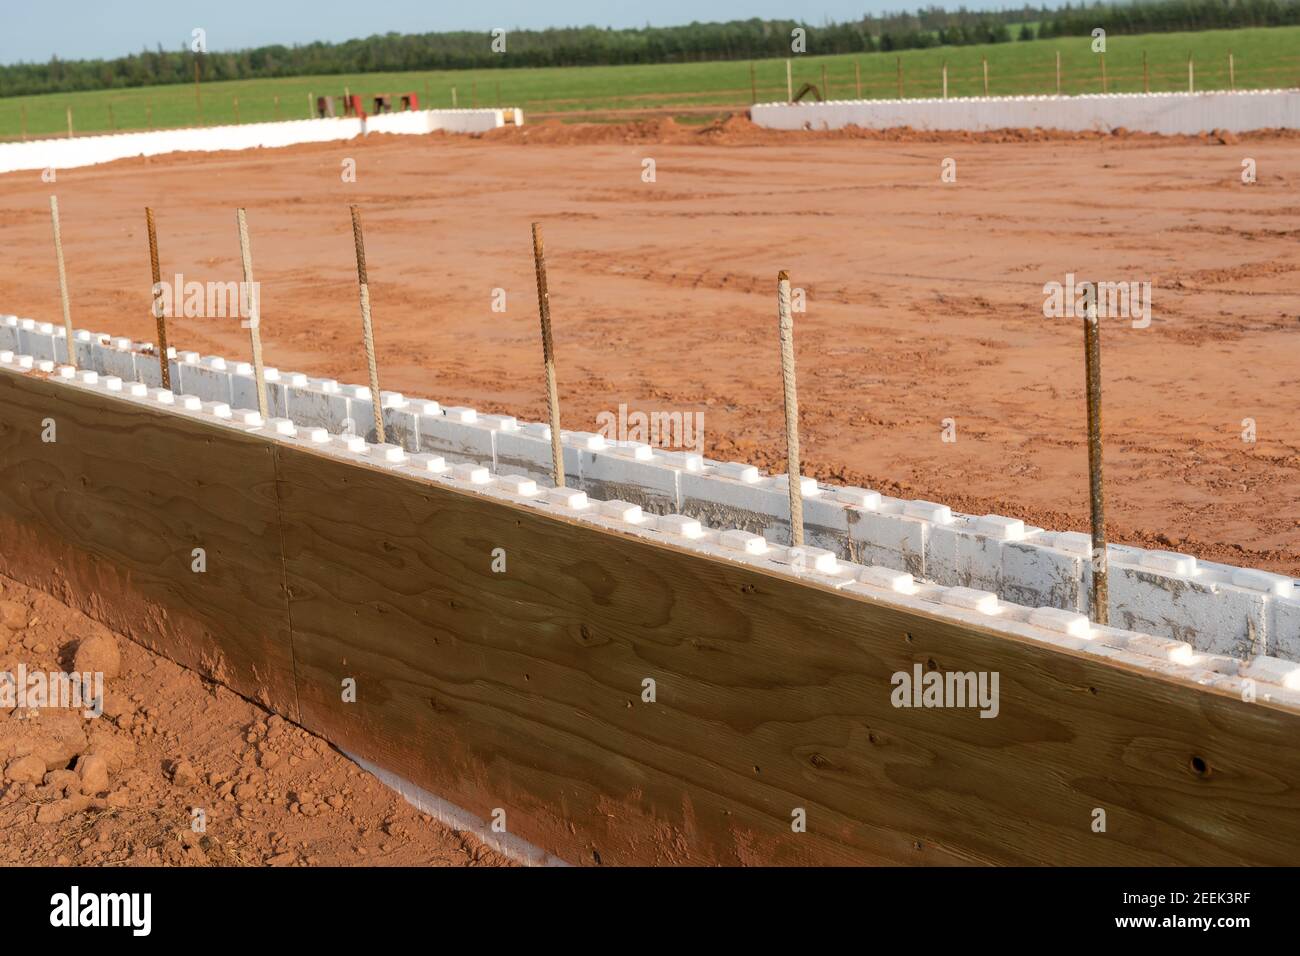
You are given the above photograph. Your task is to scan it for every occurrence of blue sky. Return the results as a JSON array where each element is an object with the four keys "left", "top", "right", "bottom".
[{"left": 0, "top": 0, "right": 1021, "bottom": 64}]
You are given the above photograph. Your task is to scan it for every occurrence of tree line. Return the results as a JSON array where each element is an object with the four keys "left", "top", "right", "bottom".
[{"left": 2, "top": 1, "right": 1297, "bottom": 97}]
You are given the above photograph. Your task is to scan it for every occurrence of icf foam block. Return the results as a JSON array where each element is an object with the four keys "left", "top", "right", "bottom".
[
  {"left": 1107, "top": 562, "right": 1269, "bottom": 657},
  {"left": 182, "top": 358, "right": 238, "bottom": 404},
  {"left": 494, "top": 424, "right": 581, "bottom": 487},
  {"left": 680, "top": 471, "right": 848, "bottom": 552},
  {"left": 417, "top": 411, "right": 496, "bottom": 467},
  {"left": 579, "top": 448, "right": 681, "bottom": 514},
  {"left": 381, "top": 400, "right": 422, "bottom": 452},
  {"left": 290, "top": 378, "right": 349, "bottom": 431},
  {"left": 19, "top": 322, "right": 59, "bottom": 362},
  {"left": 230, "top": 368, "right": 291, "bottom": 417},
  {"left": 1000, "top": 537, "right": 1085, "bottom": 613},
  {"left": 1267, "top": 593, "right": 1300, "bottom": 662},
  {"left": 846, "top": 501, "right": 929, "bottom": 578},
  {"left": 926, "top": 521, "right": 1008, "bottom": 594}
]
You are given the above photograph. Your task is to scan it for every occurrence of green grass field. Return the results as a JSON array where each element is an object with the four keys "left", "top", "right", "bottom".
[{"left": 2, "top": 25, "right": 1298, "bottom": 139}]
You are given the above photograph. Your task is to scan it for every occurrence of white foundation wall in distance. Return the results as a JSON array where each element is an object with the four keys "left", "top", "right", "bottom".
[
  {"left": 21, "top": 320, "right": 1300, "bottom": 664},
  {"left": 750, "top": 90, "right": 1300, "bottom": 135},
  {"left": 0, "top": 109, "right": 518, "bottom": 175}
]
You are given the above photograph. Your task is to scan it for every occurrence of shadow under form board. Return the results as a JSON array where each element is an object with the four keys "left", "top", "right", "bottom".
[{"left": 1, "top": 370, "right": 1298, "bottom": 866}]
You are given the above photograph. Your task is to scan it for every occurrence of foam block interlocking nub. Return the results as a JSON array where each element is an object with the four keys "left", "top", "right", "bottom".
[
  {"left": 1138, "top": 551, "right": 1198, "bottom": 576},
  {"left": 496, "top": 475, "right": 538, "bottom": 497},
  {"left": 452, "top": 462, "right": 491, "bottom": 485},
  {"left": 443, "top": 406, "right": 477, "bottom": 423},
  {"left": 836, "top": 487, "right": 882, "bottom": 510},
  {"left": 178, "top": 395, "right": 203, "bottom": 410},
  {"left": 203, "top": 402, "right": 233, "bottom": 419},
  {"left": 1230, "top": 569, "right": 1294, "bottom": 598},
  {"left": 659, "top": 451, "right": 704, "bottom": 472},
  {"left": 714, "top": 461, "right": 760, "bottom": 483},
  {"left": 1240, "top": 655, "right": 1300, "bottom": 690},
  {"left": 940, "top": 587, "right": 1000, "bottom": 614},
  {"left": 546, "top": 488, "right": 589, "bottom": 510},
  {"left": 974, "top": 515, "right": 1026, "bottom": 541},
  {"left": 409, "top": 453, "right": 448, "bottom": 474},
  {"left": 776, "top": 545, "right": 839, "bottom": 574},
  {"left": 303, "top": 426, "right": 330, "bottom": 443},
  {"left": 658, "top": 514, "right": 703, "bottom": 538},
  {"left": 599, "top": 499, "right": 643, "bottom": 523},
  {"left": 479, "top": 414, "right": 518, "bottom": 432},
  {"left": 611, "top": 441, "right": 654, "bottom": 461},
  {"left": 370, "top": 443, "right": 404, "bottom": 463},
  {"left": 770, "top": 474, "right": 820, "bottom": 497},
  {"left": 858, "top": 566, "right": 916, "bottom": 593},
  {"left": 267, "top": 417, "right": 296, "bottom": 436},
  {"left": 720, "top": 529, "right": 768, "bottom": 556},
  {"left": 563, "top": 431, "right": 606, "bottom": 451},
  {"left": 1027, "top": 606, "right": 1092, "bottom": 638},
  {"left": 235, "top": 410, "right": 264, "bottom": 427},
  {"left": 903, "top": 500, "right": 954, "bottom": 524},
  {"left": 334, "top": 434, "right": 366, "bottom": 453}
]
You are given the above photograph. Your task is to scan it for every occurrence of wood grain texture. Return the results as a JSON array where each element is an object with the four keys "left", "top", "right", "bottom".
[
  {"left": 273, "top": 443, "right": 1300, "bottom": 867},
  {"left": 3, "top": 370, "right": 1299, "bottom": 866},
  {"left": 0, "top": 373, "right": 298, "bottom": 720}
]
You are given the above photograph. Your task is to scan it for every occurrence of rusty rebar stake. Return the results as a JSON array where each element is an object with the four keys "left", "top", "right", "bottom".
[
  {"left": 531, "top": 223, "right": 565, "bottom": 488},
  {"left": 777, "top": 271, "right": 804, "bottom": 547},
  {"left": 49, "top": 196, "right": 76, "bottom": 369},
  {"left": 1084, "top": 302, "right": 1109, "bottom": 626},
  {"left": 349, "top": 205, "right": 386, "bottom": 445},
  {"left": 236, "top": 208, "right": 269, "bottom": 420},
  {"left": 145, "top": 207, "right": 170, "bottom": 389}
]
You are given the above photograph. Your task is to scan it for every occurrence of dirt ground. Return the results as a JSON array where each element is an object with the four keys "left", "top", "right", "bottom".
[
  {"left": 0, "top": 572, "right": 509, "bottom": 866},
  {"left": 0, "top": 114, "right": 1296, "bottom": 581}
]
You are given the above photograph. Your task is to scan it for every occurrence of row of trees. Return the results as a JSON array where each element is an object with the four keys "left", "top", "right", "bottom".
[{"left": 2, "top": 1, "right": 1297, "bottom": 97}]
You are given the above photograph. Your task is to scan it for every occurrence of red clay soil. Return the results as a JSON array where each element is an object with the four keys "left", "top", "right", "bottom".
[
  {"left": 0, "top": 573, "right": 509, "bottom": 866},
  {"left": 0, "top": 116, "right": 1297, "bottom": 580}
]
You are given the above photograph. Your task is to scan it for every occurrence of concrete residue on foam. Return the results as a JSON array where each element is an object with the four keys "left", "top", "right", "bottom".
[{"left": 2, "top": 318, "right": 1300, "bottom": 691}]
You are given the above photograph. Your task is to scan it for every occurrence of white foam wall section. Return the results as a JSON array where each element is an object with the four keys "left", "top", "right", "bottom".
[
  {"left": 0, "top": 108, "right": 521, "bottom": 175},
  {"left": 751, "top": 89, "right": 1300, "bottom": 134}
]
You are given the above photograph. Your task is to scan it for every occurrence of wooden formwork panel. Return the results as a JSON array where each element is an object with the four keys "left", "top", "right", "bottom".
[
  {"left": 2, "top": 371, "right": 1299, "bottom": 865},
  {"left": 0, "top": 374, "right": 298, "bottom": 720}
]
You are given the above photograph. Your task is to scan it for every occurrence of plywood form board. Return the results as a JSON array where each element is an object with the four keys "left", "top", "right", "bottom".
[{"left": 0, "top": 373, "right": 298, "bottom": 719}]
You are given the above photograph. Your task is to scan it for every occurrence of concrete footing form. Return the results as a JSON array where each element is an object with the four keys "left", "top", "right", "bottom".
[
  {"left": 750, "top": 89, "right": 1300, "bottom": 134},
  {"left": 3, "top": 314, "right": 1299, "bottom": 865},
  {"left": 0, "top": 108, "right": 525, "bottom": 175}
]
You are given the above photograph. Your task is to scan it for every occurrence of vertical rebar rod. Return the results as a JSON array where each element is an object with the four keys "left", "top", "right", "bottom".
[
  {"left": 49, "top": 196, "right": 75, "bottom": 369},
  {"left": 145, "top": 206, "right": 170, "bottom": 389},
  {"left": 236, "top": 208, "right": 269, "bottom": 420},
  {"left": 942, "top": 61, "right": 948, "bottom": 99},
  {"left": 1084, "top": 303, "right": 1108, "bottom": 626},
  {"left": 776, "top": 271, "right": 804, "bottom": 547},
  {"left": 1056, "top": 50, "right": 1061, "bottom": 94},
  {"left": 349, "top": 205, "right": 386, "bottom": 445},
  {"left": 531, "top": 222, "right": 565, "bottom": 488}
]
